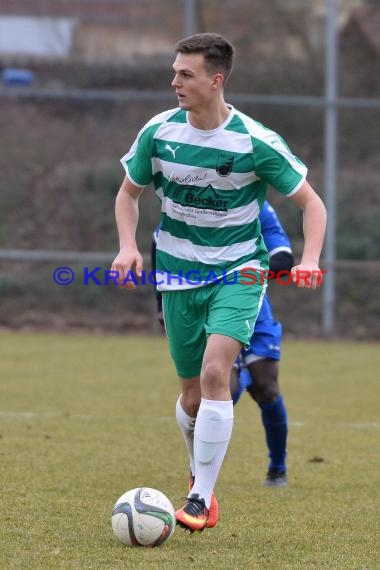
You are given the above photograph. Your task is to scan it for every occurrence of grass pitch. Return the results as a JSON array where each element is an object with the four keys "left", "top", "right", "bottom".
[{"left": 0, "top": 332, "right": 379, "bottom": 569}]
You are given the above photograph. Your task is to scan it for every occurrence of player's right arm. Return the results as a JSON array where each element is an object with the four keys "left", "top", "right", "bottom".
[
  {"left": 113, "top": 114, "right": 164, "bottom": 289},
  {"left": 111, "top": 176, "right": 145, "bottom": 290}
]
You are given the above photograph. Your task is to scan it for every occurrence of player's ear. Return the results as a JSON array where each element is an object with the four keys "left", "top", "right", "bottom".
[{"left": 211, "top": 73, "right": 224, "bottom": 90}]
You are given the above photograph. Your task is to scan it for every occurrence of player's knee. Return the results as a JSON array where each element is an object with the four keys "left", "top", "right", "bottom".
[
  {"left": 180, "top": 393, "right": 200, "bottom": 417},
  {"left": 250, "top": 378, "right": 280, "bottom": 404},
  {"left": 201, "top": 361, "right": 224, "bottom": 393},
  {"left": 180, "top": 381, "right": 201, "bottom": 417}
]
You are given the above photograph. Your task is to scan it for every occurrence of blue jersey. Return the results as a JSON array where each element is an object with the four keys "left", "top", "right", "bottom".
[
  {"left": 259, "top": 202, "right": 292, "bottom": 258},
  {"left": 256, "top": 202, "right": 292, "bottom": 325}
]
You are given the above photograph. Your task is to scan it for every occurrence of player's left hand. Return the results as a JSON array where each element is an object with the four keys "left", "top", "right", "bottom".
[{"left": 291, "top": 263, "right": 325, "bottom": 289}]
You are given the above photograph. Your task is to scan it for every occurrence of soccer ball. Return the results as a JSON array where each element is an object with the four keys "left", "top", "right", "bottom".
[{"left": 111, "top": 487, "right": 176, "bottom": 547}]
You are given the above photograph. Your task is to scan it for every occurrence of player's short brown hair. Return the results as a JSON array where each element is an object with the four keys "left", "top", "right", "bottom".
[{"left": 175, "top": 33, "right": 234, "bottom": 84}]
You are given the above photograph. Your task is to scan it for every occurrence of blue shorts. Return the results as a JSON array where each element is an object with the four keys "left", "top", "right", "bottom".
[
  {"left": 241, "top": 319, "right": 282, "bottom": 365},
  {"left": 232, "top": 295, "right": 282, "bottom": 403},
  {"left": 232, "top": 319, "right": 282, "bottom": 404}
]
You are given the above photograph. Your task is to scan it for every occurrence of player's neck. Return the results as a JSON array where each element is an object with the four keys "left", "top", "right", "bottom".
[{"left": 188, "top": 101, "right": 231, "bottom": 131}]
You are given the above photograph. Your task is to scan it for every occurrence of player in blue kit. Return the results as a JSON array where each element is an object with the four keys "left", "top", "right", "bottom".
[
  {"left": 151, "top": 201, "right": 293, "bottom": 488},
  {"left": 230, "top": 201, "right": 293, "bottom": 487}
]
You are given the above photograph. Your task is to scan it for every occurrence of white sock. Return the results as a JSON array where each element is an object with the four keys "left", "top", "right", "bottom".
[
  {"left": 175, "top": 395, "right": 196, "bottom": 477},
  {"left": 192, "top": 398, "right": 234, "bottom": 509}
]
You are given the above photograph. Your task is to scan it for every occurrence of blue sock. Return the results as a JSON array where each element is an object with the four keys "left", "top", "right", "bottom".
[{"left": 259, "top": 395, "right": 288, "bottom": 472}]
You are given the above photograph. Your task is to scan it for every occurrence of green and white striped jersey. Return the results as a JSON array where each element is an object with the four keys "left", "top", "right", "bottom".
[{"left": 121, "top": 105, "right": 307, "bottom": 290}]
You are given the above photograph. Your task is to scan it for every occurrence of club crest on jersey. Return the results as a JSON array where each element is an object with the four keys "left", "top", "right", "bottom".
[{"left": 216, "top": 153, "right": 234, "bottom": 177}]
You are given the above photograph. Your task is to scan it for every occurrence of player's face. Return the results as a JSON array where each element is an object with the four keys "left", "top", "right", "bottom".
[{"left": 171, "top": 53, "right": 218, "bottom": 111}]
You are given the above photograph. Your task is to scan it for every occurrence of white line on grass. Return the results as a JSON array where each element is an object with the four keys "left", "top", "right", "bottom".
[{"left": 1, "top": 412, "right": 379, "bottom": 429}]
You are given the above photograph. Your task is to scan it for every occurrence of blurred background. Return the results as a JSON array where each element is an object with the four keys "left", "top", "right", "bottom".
[{"left": 0, "top": 0, "right": 379, "bottom": 339}]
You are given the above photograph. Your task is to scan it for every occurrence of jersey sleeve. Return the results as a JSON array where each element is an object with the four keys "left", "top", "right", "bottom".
[
  {"left": 252, "top": 132, "right": 307, "bottom": 197},
  {"left": 120, "top": 124, "right": 157, "bottom": 187},
  {"left": 259, "top": 202, "right": 292, "bottom": 256}
]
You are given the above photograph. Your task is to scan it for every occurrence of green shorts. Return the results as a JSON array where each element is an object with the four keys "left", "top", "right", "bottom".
[{"left": 162, "top": 274, "right": 266, "bottom": 378}]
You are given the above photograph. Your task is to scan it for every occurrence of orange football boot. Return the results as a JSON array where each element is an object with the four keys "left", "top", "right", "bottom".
[{"left": 188, "top": 475, "right": 219, "bottom": 528}]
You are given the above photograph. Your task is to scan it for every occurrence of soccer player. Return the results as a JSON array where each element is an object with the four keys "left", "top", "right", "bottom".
[
  {"left": 152, "top": 201, "right": 293, "bottom": 488},
  {"left": 111, "top": 33, "right": 326, "bottom": 532}
]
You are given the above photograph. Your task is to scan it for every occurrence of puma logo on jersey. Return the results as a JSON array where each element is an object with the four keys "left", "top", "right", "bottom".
[{"left": 165, "top": 144, "right": 181, "bottom": 159}]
